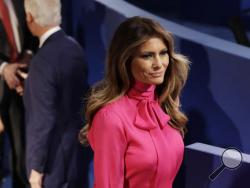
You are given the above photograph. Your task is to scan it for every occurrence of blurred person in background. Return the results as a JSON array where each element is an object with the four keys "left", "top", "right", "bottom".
[{"left": 0, "top": 0, "right": 37, "bottom": 187}]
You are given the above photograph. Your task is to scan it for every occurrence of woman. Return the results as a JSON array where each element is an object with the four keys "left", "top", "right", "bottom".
[{"left": 80, "top": 16, "right": 190, "bottom": 188}]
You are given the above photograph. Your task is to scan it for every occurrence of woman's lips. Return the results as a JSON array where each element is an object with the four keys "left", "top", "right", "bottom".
[{"left": 149, "top": 71, "right": 164, "bottom": 77}]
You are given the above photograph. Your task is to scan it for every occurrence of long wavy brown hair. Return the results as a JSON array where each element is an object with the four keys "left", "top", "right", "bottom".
[{"left": 79, "top": 16, "right": 190, "bottom": 144}]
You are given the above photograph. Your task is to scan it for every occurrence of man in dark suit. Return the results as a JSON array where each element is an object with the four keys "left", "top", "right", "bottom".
[
  {"left": 0, "top": 0, "right": 37, "bottom": 187},
  {"left": 23, "top": 0, "right": 89, "bottom": 187}
]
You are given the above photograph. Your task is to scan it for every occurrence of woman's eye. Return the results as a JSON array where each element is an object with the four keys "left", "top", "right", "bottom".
[
  {"left": 160, "top": 50, "right": 168, "bottom": 56},
  {"left": 141, "top": 54, "right": 153, "bottom": 59}
]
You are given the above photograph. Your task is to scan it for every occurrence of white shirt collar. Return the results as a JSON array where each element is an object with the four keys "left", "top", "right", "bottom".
[{"left": 39, "top": 26, "right": 61, "bottom": 48}]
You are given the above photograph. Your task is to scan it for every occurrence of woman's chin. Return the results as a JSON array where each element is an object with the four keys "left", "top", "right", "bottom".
[{"left": 143, "top": 77, "right": 164, "bottom": 85}]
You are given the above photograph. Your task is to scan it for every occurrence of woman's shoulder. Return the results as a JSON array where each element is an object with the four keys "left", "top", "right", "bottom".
[
  {"left": 93, "top": 96, "right": 127, "bottom": 125},
  {"left": 100, "top": 95, "right": 128, "bottom": 113},
  {"left": 88, "top": 97, "right": 128, "bottom": 146},
  {"left": 90, "top": 101, "right": 127, "bottom": 141}
]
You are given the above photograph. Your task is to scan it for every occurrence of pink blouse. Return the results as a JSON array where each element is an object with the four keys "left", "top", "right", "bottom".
[{"left": 88, "top": 81, "right": 184, "bottom": 188}]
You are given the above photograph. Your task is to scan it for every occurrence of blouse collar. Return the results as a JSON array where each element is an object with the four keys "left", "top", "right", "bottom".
[{"left": 127, "top": 81, "right": 156, "bottom": 101}]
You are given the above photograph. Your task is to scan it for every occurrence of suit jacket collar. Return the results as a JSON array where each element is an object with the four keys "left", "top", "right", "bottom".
[
  {"left": 11, "top": 0, "right": 25, "bottom": 26},
  {"left": 39, "top": 26, "right": 61, "bottom": 48}
]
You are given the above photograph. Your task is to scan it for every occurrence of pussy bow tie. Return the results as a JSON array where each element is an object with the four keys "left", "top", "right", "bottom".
[
  {"left": 134, "top": 99, "right": 170, "bottom": 130},
  {"left": 128, "top": 82, "right": 170, "bottom": 130}
]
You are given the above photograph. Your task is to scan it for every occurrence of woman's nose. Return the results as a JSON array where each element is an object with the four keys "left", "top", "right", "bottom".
[{"left": 152, "top": 56, "right": 163, "bottom": 69}]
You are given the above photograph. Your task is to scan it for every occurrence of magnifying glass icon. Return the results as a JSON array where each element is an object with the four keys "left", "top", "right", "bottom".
[{"left": 209, "top": 148, "right": 242, "bottom": 181}]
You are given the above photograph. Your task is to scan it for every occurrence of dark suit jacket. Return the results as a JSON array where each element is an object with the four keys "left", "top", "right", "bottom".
[
  {"left": 0, "top": 0, "right": 37, "bottom": 115},
  {"left": 24, "top": 29, "right": 88, "bottom": 188}
]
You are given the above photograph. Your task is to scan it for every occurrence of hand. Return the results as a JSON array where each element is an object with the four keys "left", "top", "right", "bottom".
[
  {"left": 2, "top": 63, "right": 27, "bottom": 89},
  {"left": 0, "top": 117, "right": 4, "bottom": 133},
  {"left": 15, "top": 84, "right": 24, "bottom": 96},
  {"left": 29, "top": 169, "right": 43, "bottom": 188},
  {"left": 16, "top": 69, "right": 28, "bottom": 80},
  {"left": 15, "top": 69, "right": 28, "bottom": 96}
]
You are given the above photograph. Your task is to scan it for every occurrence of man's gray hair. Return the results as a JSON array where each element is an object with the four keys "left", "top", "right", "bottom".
[{"left": 24, "top": 0, "right": 61, "bottom": 27}]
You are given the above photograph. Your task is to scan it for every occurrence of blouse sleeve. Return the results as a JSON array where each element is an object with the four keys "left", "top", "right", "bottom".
[{"left": 88, "top": 108, "right": 127, "bottom": 188}]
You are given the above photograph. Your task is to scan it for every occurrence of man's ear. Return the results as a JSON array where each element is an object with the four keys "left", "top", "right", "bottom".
[{"left": 26, "top": 12, "right": 33, "bottom": 23}]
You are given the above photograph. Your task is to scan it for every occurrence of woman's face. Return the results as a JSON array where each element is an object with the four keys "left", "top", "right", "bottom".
[{"left": 131, "top": 37, "right": 169, "bottom": 85}]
